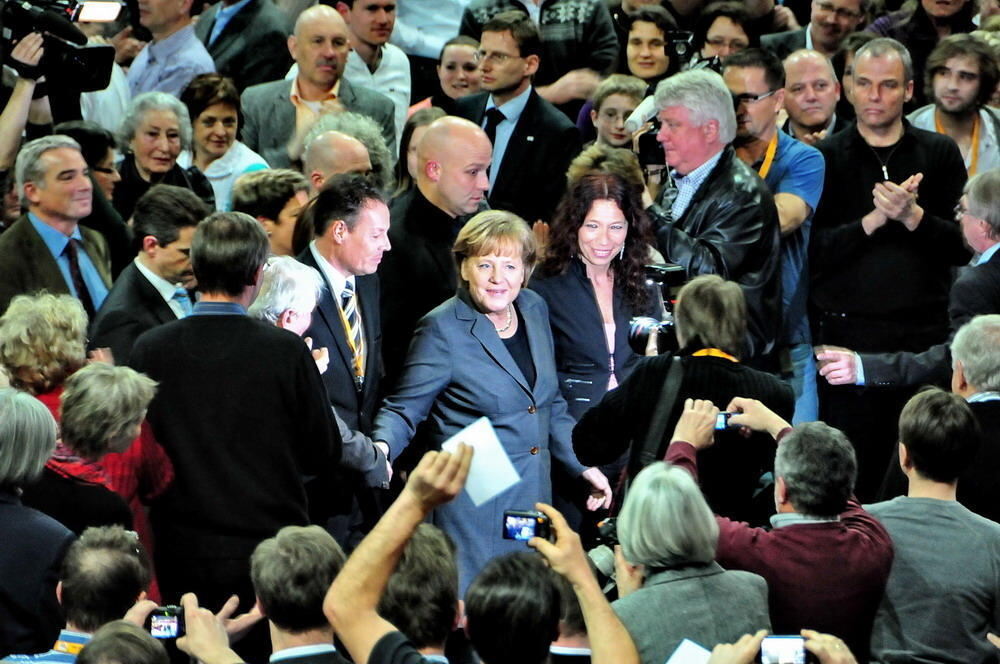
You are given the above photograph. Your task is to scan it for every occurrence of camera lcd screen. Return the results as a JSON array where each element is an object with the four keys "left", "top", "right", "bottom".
[
  {"left": 760, "top": 636, "right": 807, "bottom": 664},
  {"left": 504, "top": 515, "right": 538, "bottom": 541},
  {"left": 150, "top": 615, "right": 179, "bottom": 639}
]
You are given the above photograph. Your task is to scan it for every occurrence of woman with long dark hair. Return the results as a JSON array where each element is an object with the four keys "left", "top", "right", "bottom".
[{"left": 529, "top": 172, "right": 661, "bottom": 419}]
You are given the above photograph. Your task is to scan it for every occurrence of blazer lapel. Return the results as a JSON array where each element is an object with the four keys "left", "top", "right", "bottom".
[
  {"left": 459, "top": 292, "right": 532, "bottom": 397},
  {"left": 317, "top": 285, "right": 355, "bottom": 378},
  {"left": 20, "top": 217, "right": 68, "bottom": 293},
  {"left": 358, "top": 275, "right": 380, "bottom": 381}
]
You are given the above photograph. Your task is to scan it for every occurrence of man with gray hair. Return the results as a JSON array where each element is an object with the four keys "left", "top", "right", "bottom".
[
  {"left": 811, "top": 39, "right": 970, "bottom": 500},
  {"left": 648, "top": 69, "right": 780, "bottom": 361},
  {"left": 0, "top": 135, "right": 110, "bottom": 317},
  {"left": 664, "top": 397, "right": 892, "bottom": 661},
  {"left": 248, "top": 255, "right": 389, "bottom": 499}
]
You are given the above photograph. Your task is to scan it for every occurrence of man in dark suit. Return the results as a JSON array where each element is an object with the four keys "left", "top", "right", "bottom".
[
  {"left": 380, "top": 116, "right": 492, "bottom": 387},
  {"left": 89, "top": 185, "right": 212, "bottom": 366},
  {"left": 454, "top": 11, "right": 582, "bottom": 224},
  {"left": 130, "top": 211, "right": 340, "bottom": 618},
  {"left": 761, "top": 0, "right": 868, "bottom": 60},
  {"left": 298, "top": 174, "right": 391, "bottom": 544},
  {"left": 249, "top": 525, "right": 350, "bottom": 663},
  {"left": 817, "top": 168, "right": 1000, "bottom": 389},
  {"left": 240, "top": 5, "right": 396, "bottom": 169},
  {"left": 0, "top": 136, "right": 111, "bottom": 317},
  {"left": 193, "top": 0, "right": 292, "bottom": 92}
]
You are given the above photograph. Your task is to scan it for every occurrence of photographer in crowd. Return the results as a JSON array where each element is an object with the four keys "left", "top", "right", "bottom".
[
  {"left": 664, "top": 397, "right": 893, "bottom": 661},
  {"left": 574, "top": 274, "right": 792, "bottom": 524}
]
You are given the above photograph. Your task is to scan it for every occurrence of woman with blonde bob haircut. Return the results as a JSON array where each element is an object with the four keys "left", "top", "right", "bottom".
[
  {"left": 373, "top": 209, "right": 612, "bottom": 592},
  {"left": 0, "top": 293, "right": 87, "bottom": 395},
  {"left": 612, "top": 461, "right": 770, "bottom": 664}
]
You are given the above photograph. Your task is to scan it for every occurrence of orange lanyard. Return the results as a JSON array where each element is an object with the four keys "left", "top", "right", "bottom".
[
  {"left": 54, "top": 640, "right": 86, "bottom": 655},
  {"left": 757, "top": 132, "right": 779, "bottom": 179},
  {"left": 336, "top": 296, "right": 365, "bottom": 384},
  {"left": 935, "top": 109, "right": 980, "bottom": 176},
  {"left": 692, "top": 348, "right": 739, "bottom": 362}
]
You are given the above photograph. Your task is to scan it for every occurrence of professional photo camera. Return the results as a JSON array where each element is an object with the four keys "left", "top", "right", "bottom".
[{"left": 0, "top": 0, "right": 119, "bottom": 92}]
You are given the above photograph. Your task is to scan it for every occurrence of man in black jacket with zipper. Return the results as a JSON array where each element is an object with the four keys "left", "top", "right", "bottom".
[
  {"left": 809, "top": 38, "right": 968, "bottom": 499},
  {"left": 648, "top": 68, "right": 781, "bottom": 363}
]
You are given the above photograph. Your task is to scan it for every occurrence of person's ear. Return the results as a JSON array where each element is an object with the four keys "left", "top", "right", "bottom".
[
  {"left": 703, "top": 119, "right": 720, "bottom": 143},
  {"left": 834, "top": 79, "right": 842, "bottom": 101},
  {"left": 335, "top": 1, "right": 350, "bottom": 19},
  {"left": 141, "top": 235, "right": 160, "bottom": 256},
  {"left": 590, "top": 108, "right": 599, "bottom": 126},
  {"left": 904, "top": 78, "right": 914, "bottom": 103},
  {"left": 56, "top": 580, "right": 63, "bottom": 605},
  {"left": 23, "top": 182, "right": 40, "bottom": 205},
  {"left": 774, "top": 475, "right": 789, "bottom": 506},
  {"left": 330, "top": 219, "right": 349, "bottom": 244},
  {"left": 277, "top": 309, "right": 295, "bottom": 330},
  {"left": 524, "top": 54, "right": 540, "bottom": 77},
  {"left": 287, "top": 35, "right": 297, "bottom": 61},
  {"left": 255, "top": 596, "right": 268, "bottom": 618},
  {"left": 310, "top": 171, "right": 325, "bottom": 191},
  {"left": 425, "top": 160, "right": 442, "bottom": 183},
  {"left": 452, "top": 599, "right": 464, "bottom": 631},
  {"left": 899, "top": 441, "right": 912, "bottom": 471},
  {"left": 774, "top": 88, "right": 785, "bottom": 113}
]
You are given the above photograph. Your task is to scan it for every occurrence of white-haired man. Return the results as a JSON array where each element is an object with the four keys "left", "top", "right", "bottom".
[{"left": 647, "top": 69, "right": 781, "bottom": 361}]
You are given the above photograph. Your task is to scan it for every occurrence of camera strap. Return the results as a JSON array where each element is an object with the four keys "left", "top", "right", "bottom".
[{"left": 625, "top": 354, "right": 684, "bottom": 483}]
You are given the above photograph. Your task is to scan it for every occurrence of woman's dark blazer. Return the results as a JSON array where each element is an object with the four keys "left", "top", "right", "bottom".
[{"left": 529, "top": 258, "right": 663, "bottom": 419}]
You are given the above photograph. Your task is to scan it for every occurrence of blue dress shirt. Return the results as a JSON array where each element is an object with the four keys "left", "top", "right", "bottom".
[
  {"left": 28, "top": 214, "right": 108, "bottom": 310},
  {"left": 484, "top": 85, "right": 532, "bottom": 191},
  {"left": 208, "top": 0, "right": 254, "bottom": 45}
]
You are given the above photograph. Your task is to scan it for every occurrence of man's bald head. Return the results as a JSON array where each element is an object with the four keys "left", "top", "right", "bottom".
[
  {"left": 416, "top": 117, "right": 492, "bottom": 218},
  {"left": 294, "top": 4, "right": 346, "bottom": 37},
  {"left": 304, "top": 130, "right": 373, "bottom": 192},
  {"left": 783, "top": 49, "right": 842, "bottom": 135}
]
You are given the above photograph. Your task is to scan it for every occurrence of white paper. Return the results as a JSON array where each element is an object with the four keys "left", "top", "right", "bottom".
[
  {"left": 441, "top": 416, "right": 520, "bottom": 507},
  {"left": 664, "top": 639, "right": 711, "bottom": 664}
]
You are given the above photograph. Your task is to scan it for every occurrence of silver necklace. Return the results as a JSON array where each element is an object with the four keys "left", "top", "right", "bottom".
[{"left": 494, "top": 304, "right": 513, "bottom": 333}]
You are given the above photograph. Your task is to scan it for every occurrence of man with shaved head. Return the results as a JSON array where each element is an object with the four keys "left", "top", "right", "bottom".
[
  {"left": 303, "top": 130, "right": 373, "bottom": 193},
  {"left": 241, "top": 4, "right": 396, "bottom": 169},
  {"left": 783, "top": 49, "right": 850, "bottom": 144},
  {"left": 378, "top": 116, "right": 492, "bottom": 386}
]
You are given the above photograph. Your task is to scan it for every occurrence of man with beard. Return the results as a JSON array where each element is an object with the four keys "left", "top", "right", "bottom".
[
  {"left": 90, "top": 185, "right": 211, "bottom": 365},
  {"left": 723, "top": 48, "right": 825, "bottom": 421},
  {"left": 907, "top": 34, "right": 1000, "bottom": 175}
]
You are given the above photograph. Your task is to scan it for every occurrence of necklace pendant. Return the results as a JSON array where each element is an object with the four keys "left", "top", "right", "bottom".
[{"left": 882, "top": 165, "right": 889, "bottom": 180}]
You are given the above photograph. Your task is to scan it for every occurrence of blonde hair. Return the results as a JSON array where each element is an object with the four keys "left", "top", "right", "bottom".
[
  {"left": 0, "top": 293, "right": 87, "bottom": 394},
  {"left": 453, "top": 210, "right": 537, "bottom": 287}
]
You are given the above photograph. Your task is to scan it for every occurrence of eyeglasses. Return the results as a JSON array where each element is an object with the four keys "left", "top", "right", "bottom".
[
  {"left": 705, "top": 37, "right": 749, "bottom": 51},
  {"left": 814, "top": 0, "right": 863, "bottom": 20},
  {"left": 732, "top": 89, "right": 779, "bottom": 106},
  {"left": 92, "top": 165, "right": 118, "bottom": 175},
  {"left": 477, "top": 50, "right": 521, "bottom": 65},
  {"left": 955, "top": 203, "right": 981, "bottom": 222}
]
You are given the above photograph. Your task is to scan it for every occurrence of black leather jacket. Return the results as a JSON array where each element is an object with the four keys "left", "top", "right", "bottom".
[{"left": 648, "top": 146, "right": 781, "bottom": 359}]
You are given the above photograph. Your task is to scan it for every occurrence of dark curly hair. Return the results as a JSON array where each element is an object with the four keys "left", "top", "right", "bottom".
[{"left": 541, "top": 173, "right": 653, "bottom": 313}]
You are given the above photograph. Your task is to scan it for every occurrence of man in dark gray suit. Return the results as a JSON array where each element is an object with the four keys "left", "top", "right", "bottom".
[
  {"left": 240, "top": 5, "right": 396, "bottom": 169},
  {"left": 0, "top": 136, "right": 111, "bottom": 317},
  {"left": 762, "top": 0, "right": 868, "bottom": 60},
  {"left": 194, "top": 0, "right": 292, "bottom": 92}
]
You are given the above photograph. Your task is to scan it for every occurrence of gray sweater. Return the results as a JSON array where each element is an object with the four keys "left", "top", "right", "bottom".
[{"left": 868, "top": 496, "right": 1000, "bottom": 664}]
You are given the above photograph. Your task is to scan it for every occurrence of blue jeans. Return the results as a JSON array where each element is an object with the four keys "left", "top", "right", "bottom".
[{"left": 789, "top": 342, "right": 818, "bottom": 424}]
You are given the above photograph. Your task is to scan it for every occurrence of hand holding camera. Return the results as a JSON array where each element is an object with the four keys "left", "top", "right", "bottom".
[
  {"left": 670, "top": 398, "right": 719, "bottom": 450},
  {"left": 525, "top": 502, "right": 593, "bottom": 588},
  {"left": 725, "top": 397, "right": 791, "bottom": 440}
]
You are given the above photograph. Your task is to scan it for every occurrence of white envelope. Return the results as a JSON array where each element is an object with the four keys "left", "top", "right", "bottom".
[
  {"left": 441, "top": 416, "right": 520, "bottom": 507},
  {"left": 664, "top": 639, "right": 711, "bottom": 664}
]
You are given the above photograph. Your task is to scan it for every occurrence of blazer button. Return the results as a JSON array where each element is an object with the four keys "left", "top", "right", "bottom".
[
  {"left": 527, "top": 405, "right": 537, "bottom": 414},
  {"left": 530, "top": 446, "right": 540, "bottom": 455}
]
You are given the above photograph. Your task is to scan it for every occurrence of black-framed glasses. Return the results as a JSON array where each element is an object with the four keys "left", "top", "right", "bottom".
[
  {"left": 732, "top": 90, "right": 779, "bottom": 106},
  {"left": 92, "top": 165, "right": 118, "bottom": 175}
]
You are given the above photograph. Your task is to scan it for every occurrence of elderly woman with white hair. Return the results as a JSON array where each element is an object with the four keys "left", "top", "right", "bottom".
[
  {"left": 611, "top": 462, "right": 771, "bottom": 664},
  {"left": 113, "top": 91, "right": 215, "bottom": 221},
  {"left": 249, "top": 256, "right": 390, "bottom": 500},
  {"left": 0, "top": 388, "right": 75, "bottom": 658}
]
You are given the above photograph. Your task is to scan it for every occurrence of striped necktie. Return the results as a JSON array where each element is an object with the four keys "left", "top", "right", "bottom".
[{"left": 341, "top": 280, "right": 365, "bottom": 388}]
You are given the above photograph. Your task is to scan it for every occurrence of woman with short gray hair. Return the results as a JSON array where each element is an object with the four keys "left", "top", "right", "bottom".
[
  {"left": 21, "top": 363, "right": 157, "bottom": 535},
  {"left": 611, "top": 461, "right": 771, "bottom": 664},
  {"left": 113, "top": 91, "right": 214, "bottom": 220},
  {"left": 0, "top": 387, "right": 76, "bottom": 656}
]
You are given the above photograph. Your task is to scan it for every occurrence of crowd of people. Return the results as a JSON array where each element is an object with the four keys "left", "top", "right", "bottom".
[{"left": 0, "top": 0, "right": 999, "bottom": 662}]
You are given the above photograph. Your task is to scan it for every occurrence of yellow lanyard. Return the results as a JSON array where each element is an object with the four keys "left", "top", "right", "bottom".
[
  {"left": 335, "top": 296, "right": 365, "bottom": 386},
  {"left": 935, "top": 109, "right": 980, "bottom": 176},
  {"left": 757, "top": 132, "right": 779, "bottom": 179},
  {"left": 692, "top": 348, "right": 739, "bottom": 362}
]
